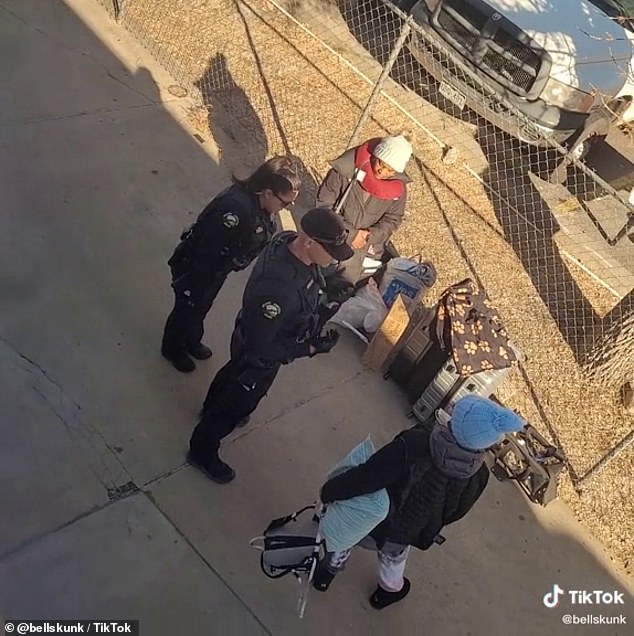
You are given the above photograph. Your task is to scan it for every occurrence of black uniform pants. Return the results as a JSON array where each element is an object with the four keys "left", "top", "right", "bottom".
[
  {"left": 161, "top": 271, "right": 228, "bottom": 357},
  {"left": 189, "top": 325, "right": 280, "bottom": 461}
]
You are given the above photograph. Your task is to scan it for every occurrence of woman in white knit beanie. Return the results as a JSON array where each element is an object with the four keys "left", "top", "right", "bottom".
[{"left": 316, "top": 132, "right": 413, "bottom": 283}]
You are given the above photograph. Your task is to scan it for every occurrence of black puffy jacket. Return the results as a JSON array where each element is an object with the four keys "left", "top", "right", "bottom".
[{"left": 320, "top": 423, "right": 489, "bottom": 550}]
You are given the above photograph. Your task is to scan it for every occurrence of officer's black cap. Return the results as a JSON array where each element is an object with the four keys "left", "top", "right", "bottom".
[{"left": 300, "top": 207, "right": 354, "bottom": 262}]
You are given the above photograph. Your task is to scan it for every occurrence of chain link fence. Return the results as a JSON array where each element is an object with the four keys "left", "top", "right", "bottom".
[
  {"left": 93, "top": 0, "right": 633, "bottom": 571},
  {"left": 94, "top": 0, "right": 123, "bottom": 19}
]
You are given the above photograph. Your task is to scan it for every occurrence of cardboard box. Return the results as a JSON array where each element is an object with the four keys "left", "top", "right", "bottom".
[{"left": 362, "top": 294, "right": 411, "bottom": 371}]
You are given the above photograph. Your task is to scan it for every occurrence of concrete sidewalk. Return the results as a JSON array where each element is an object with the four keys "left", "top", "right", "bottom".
[{"left": 0, "top": 1, "right": 631, "bottom": 634}]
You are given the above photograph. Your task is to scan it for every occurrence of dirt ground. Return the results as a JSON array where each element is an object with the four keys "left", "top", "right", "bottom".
[{"left": 118, "top": 0, "right": 633, "bottom": 575}]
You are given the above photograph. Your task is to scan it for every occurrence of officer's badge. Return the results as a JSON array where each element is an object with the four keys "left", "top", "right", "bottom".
[
  {"left": 222, "top": 212, "right": 240, "bottom": 228},
  {"left": 255, "top": 225, "right": 264, "bottom": 234},
  {"left": 261, "top": 301, "right": 282, "bottom": 320}
]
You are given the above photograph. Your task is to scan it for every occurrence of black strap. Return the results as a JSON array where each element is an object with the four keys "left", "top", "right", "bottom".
[
  {"left": 259, "top": 553, "right": 317, "bottom": 579},
  {"left": 264, "top": 504, "right": 316, "bottom": 533},
  {"left": 264, "top": 535, "right": 319, "bottom": 550},
  {"left": 260, "top": 553, "right": 293, "bottom": 579}
]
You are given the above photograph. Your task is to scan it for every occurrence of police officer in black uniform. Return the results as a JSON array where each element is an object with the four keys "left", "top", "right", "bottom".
[
  {"left": 161, "top": 156, "right": 301, "bottom": 373},
  {"left": 188, "top": 207, "right": 355, "bottom": 483}
]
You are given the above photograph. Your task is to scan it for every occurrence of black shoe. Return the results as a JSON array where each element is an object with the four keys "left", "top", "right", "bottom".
[
  {"left": 236, "top": 415, "right": 251, "bottom": 428},
  {"left": 162, "top": 349, "right": 196, "bottom": 373},
  {"left": 187, "top": 451, "right": 235, "bottom": 484},
  {"left": 312, "top": 560, "right": 336, "bottom": 592},
  {"left": 369, "top": 578, "right": 411, "bottom": 609},
  {"left": 188, "top": 342, "right": 212, "bottom": 360}
]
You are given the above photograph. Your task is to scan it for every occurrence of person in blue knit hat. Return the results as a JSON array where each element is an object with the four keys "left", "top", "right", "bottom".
[
  {"left": 313, "top": 395, "right": 525, "bottom": 609},
  {"left": 450, "top": 395, "right": 525, "bottom": 450}
]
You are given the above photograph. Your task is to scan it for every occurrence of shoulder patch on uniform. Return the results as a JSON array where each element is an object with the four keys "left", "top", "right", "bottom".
[
  {"left": 261, "top": 301, "right": 282, "bottom": 320},
  {"left": 222, "top": 212, "right": 240, "bottom": 228}
]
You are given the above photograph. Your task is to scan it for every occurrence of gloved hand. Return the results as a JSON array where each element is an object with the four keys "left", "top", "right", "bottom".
[
  {"left": 231, "top": 255, "right": 252, "bottom": 271},
  {"left": 309, "top": 329, "right": 340, "bottom": 356},
  {"left": 317, "top": 301, "right": 341, "bottom": 325},
  {"left": 324, "top": 269, "right": 355, "bottom": 304}
]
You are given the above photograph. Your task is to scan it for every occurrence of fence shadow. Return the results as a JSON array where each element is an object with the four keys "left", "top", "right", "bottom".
[
  {"left": 234, "top": 0, "right": 321, "bottom": 211},
  {"left": 476, "top": 123, "right": 598, "bottom": 361}
]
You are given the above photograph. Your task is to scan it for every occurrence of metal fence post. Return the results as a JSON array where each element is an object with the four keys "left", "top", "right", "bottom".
[
  {"left": 575, "top": 429, "right": 634, "bottom": 487},
  {"left": 346, "top": 16, "right": 413, "bottom": 148}
]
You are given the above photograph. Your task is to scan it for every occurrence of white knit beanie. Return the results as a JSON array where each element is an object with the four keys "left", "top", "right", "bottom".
[{"left": 372, "top": 134, "right": 413, "bottom": 173}]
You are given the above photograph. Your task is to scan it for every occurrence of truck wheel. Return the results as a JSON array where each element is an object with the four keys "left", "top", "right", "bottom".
[
  {"left": 568, "top": 134, "right": 604, "bottom": 161},
  {"left": 567, "top": 98, "right": 630, "bottom": 161}
]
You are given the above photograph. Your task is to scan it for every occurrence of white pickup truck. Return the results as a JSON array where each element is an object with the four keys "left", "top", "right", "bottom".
[{"left": 395, "top": 0, "right": 634, "bottom": 153}]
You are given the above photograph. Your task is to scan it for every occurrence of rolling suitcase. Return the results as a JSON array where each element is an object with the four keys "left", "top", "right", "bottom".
[
  {"left": 408, "top": 342, "right": 520, "bottom": 422},
  {"left": 384, "top": 304, "right": 437, "bottom": 393}
]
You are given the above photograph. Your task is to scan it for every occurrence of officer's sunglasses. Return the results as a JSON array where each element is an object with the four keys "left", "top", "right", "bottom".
[{"left": 273, "top": 191, "right": 297, "bottom": 208}]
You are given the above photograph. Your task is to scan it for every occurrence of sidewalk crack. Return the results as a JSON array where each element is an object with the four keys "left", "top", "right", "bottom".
[
  {"left": 231, "top": 368, "right": 367, "bottom": 443},
  {"left": 0, "top": 337, "right": 134, "bottom": 494}
]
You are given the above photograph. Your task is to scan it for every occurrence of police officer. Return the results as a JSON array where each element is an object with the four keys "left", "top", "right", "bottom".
[
  {"left": 188, "top": 207, "right": 354, "bottom": 483},
  {"left": 161, "top": 156, "right": 301, "bottom": 373}
]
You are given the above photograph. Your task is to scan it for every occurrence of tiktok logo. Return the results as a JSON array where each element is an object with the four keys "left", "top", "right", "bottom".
[{"left": 543, "top": 584, "right": 565, "bottom": 608}]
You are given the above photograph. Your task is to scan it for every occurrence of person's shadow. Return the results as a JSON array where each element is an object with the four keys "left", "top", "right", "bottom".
[
  {"left": 193, "top": 52, "right": 319, "bottom": 226},
  {"left": 130, "top": 66, "right": 162, "bottom": 104},
  {"left": 194, "top": 53, "right": 269, "bottom": 176}
]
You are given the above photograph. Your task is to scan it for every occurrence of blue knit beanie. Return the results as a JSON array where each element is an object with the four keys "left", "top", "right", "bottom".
[{"left": 450, "top": 396, "right": 525, "bottom": 450}]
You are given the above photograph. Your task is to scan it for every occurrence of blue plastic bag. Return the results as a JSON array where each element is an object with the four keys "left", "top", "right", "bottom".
[{"left": 380, "top": 258, "right": 437, "bottom": 308}]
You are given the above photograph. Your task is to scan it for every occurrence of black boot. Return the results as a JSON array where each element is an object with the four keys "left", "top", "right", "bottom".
[
  {"left": 312, "top": 560, "right": 336, "bottom": 592},
  {"left": 188, "top": 342, "right": 212, "bottom": 360},
  {"left": 369, "top": 578, "right": 411, "bottom": 609},
  {"left": 236, "top": 415, "right": 251, "bottom": 428},
  {"left": 161, "top": 347, "right": 196, "bottom": 373},
  {"left": 187, "top": 450, "right": 235, "bottom": 484}
]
